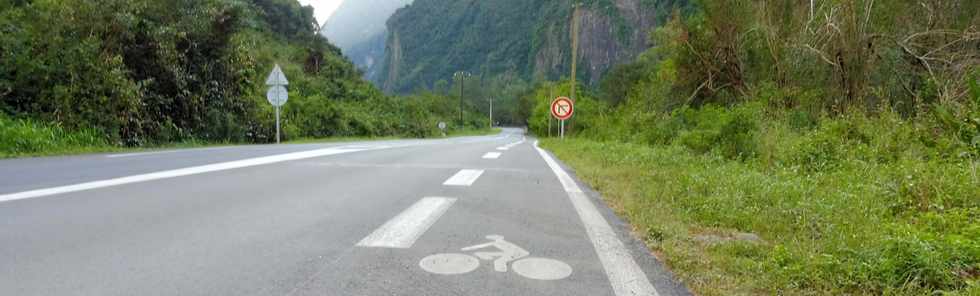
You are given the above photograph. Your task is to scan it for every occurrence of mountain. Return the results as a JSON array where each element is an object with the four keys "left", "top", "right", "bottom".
[
  {"left": 378, "top": 0, "right": 686, "bottom": 93},
  {"left": 322, "top": 0, "right": 413, "bottom": 81}
]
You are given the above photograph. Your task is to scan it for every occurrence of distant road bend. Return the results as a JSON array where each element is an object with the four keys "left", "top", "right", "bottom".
[{"left": 0, "top": 128, "right": 689, "bottom": 296}]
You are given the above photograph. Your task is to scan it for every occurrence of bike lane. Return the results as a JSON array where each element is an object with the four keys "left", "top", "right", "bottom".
[{"left": 289, "top": 138, "right": 618, "bottom": 296}]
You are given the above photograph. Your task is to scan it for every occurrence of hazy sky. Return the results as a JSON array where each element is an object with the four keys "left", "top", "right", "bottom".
[{"left": 298, "top": 0, "right": 345, "bottom": 25}]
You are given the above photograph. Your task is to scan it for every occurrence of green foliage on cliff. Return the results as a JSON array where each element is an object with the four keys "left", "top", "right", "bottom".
[{"left": 379, "top": 0, "right": 686, "bottom": 95}]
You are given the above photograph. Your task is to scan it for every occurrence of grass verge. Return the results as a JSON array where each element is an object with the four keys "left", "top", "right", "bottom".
[
  {"left": 0, "top": 115, "right": 112, "bottom": 158},
  {"left": 1, "top": 115, "right": 502, "bottom": 159},
  {"left": 540, "top": 138, "right": 979, "bottom": 295}
]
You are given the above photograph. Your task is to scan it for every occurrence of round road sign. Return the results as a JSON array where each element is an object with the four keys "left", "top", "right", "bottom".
[
  {"left": 551, "top": 97, "right": 574, "bottom": 120},
  {"left": 267, "top": 85, "right": 288, "bottom": 107}
]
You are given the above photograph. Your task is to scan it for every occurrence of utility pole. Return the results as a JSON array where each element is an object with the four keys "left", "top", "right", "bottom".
[
  {"left": 460, "top": 76, "right": 464, "bottom": 124},
  {"left": 566, "top": 2, "right": 581, "bottom": 140},
  {"left": 571, "top": 3, "right": 580, "bottom": 104},
  {"left": 489, "top": 96, "right": 493, "bottom": 128},
  {"left": 454, "top": 71, "right": 470, "bottom": 125},
  {"left": 548, "top": 84, "right": 554, "bottom": 137}
]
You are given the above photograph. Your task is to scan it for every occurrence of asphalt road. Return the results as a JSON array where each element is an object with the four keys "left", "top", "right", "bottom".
[{"left": 0, "top": 128, "right": 689, "bottom": 296}]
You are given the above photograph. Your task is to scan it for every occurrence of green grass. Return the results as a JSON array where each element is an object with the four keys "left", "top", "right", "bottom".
[
  {"left": 1, "top": 115, "right": 503, "bottom": 159},
  {"left": 0, "top": 115, "right": 112, "bottom": 158},
  {"left": 539, "top": 114, "right": 979, "bottom": 295}
]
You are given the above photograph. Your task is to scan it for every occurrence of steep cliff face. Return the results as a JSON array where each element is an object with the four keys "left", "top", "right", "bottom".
[
  {"left": 322, "top": 0, "right": 412, "bottom": 50},
  {"left": 322, "top": 0, "right": 412, "bottom": 81},
  {"left": 379, "top": 0, "right": 684, "bottom": 93}
]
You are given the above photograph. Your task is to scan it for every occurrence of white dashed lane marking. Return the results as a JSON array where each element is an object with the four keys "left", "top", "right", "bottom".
[
  {"left": 496, "top": 140, "right": 524, "bottom": 151},
  {"left": 442, "top": 169, "right": 485, "bottom": 186},
  {"left": 356, "top": 197, "right": 457, "bottom": 249},
  {"left": 482, "top": 152, "right": 502, "bottom": 159}
]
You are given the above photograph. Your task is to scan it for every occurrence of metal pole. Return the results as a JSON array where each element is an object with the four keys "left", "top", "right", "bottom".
[
  {"left": 489, "top": 96, "right": 493, "bottom": 128},
  {"left": 275, "top": 105, "right": 281, "bottom": 144},
  {"left": 560, "top": 119, "right": 564, "bottom": 140},
  {"left": 459, "top": 74, "right": 464, "bottom": 125}
]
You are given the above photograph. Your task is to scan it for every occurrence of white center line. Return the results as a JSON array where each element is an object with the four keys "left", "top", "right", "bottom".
[
  {"left": 495, "top": 140, "right": 525, "bottom": 151},
  {"left": 442, "top": 169, "right": 485, "bottom": 186},
  {"left": 356, "top": 197, "right": 457, "bottom": 248},
  {"left": 0, "top": 147, "right": 369, "bottom": 203},
  {"left": 482, "top": 152, "right": 502, "bottom": 159},
  {"left": 534, "top": 141, "right": 660, "bottom": 296}
]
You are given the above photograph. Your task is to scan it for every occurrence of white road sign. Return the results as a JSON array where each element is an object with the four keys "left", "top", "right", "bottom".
[
  {"left": 267, "top": 85, "right": 288, "bottom": 107},
  {"left": 265, "top": 64, "right": 289, "bottom": 86},
  {"left": 265, "top": 64, "right": 289, "bottom": 144}
]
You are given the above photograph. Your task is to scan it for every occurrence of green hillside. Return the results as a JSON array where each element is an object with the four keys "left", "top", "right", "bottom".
[{"left": 0, "top": 0, "right": 484, "bottom": 154}]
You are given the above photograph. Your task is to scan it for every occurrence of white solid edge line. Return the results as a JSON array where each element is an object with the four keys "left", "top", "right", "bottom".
[
  {"left": 0, "top": 147, "right": 368, "bottom": 203},
  {"left": 534, "top": 140, "right": 660, "bottom": 296},
  {"left": 442, "top": 169, "right": 485, "bottom": 186},
  {"left": 356, "top": 197, "right": 457, "bottom": 248},
  {"left": 482, "top": 152, "right": 502, "bottom": 159}
]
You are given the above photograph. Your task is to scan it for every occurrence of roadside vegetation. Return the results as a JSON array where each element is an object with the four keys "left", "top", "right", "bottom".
[
  {"left": 0, "top": 0, "right": 492, "bottom": 156},
  {"left": 532, "top": 0, "right": 979, "bottom": 295},
  {"left": 0, "top": 113, "right": 110, "bottom": 158}
]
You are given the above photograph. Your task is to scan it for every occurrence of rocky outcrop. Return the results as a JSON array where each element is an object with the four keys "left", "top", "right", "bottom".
[
  {"left": 383, "top": 30, "right": 402, "bottom": 93},
  {"left": 322, "top": 0, "right": 412, "bottom": 82}
]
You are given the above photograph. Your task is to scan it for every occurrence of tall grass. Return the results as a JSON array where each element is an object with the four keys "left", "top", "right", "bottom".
[{"left": 0, "top": 115, "right": 108, "bottom": 158}]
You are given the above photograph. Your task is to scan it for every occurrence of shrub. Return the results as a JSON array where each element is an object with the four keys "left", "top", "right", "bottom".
[{"left": 673, "top": 104, "right": 760, "bottom": 160}]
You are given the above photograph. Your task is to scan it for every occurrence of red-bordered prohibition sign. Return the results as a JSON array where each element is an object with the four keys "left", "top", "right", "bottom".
[{"left": 551, "top": 97, "right": 574, "bottom": 120}]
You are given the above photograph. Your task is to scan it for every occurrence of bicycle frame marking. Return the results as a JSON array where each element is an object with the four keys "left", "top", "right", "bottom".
[{"left": 419, "top": 235, "right": 573, "bottom": 281}]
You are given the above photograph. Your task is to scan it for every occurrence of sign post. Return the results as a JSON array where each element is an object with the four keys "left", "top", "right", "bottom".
[
  {"left": 550, "top": 97, "right": 574, "bottom": 140},
  {"left": 265, "top": 64, "right": 289, "bottom": 144}
]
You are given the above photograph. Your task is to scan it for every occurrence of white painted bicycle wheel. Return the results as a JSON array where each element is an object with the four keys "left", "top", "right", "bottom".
[
  {"left": 419, "top": 253, "right": 480, "bottom": 275},
  {"left": 511, "top": 257, "right": 573, "bottom": 280}
]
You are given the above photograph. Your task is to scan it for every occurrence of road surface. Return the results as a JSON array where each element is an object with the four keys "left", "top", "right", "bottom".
[{"left": 0, "top": 128, "right": 688, "bottom": 296}]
